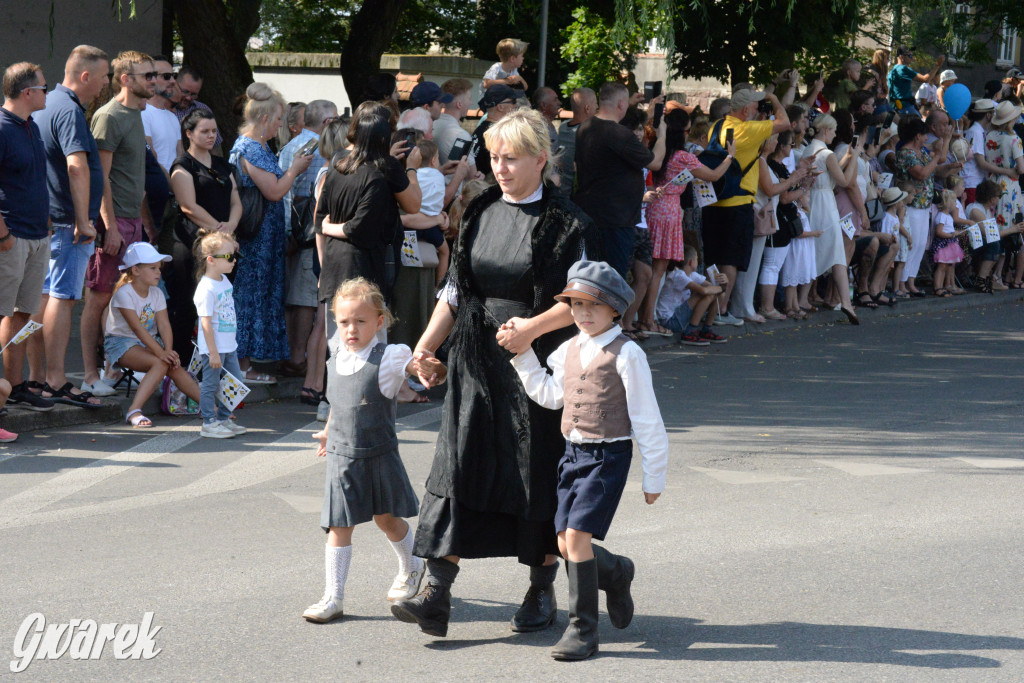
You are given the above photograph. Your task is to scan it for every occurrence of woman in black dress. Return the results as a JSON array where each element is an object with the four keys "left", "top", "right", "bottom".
[
  {"left": 390, "top": 109, "right": 597, "bottom": 637},
  {"left": 166, "top": 109, "right": 241, "bottom": 359}
]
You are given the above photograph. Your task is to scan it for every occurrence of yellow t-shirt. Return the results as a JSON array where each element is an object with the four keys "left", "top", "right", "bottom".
[{"left": 713, "top": 115, "right": 773, "bottom": 207}]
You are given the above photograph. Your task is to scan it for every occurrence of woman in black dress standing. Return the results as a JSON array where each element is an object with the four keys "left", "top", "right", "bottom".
[{"left": 390, "top": 109, "right": 597, "bottom": 637}]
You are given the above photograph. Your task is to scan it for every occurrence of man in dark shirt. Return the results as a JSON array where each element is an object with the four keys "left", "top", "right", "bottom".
[
  {"left": 27, "top": 45, "right": 109, "bottom": 408},
  {"left": 0, "top": 62, "right": 55, "bottom": 411},
  {"left": 573, "top": 82, "right": 666, "bottom": 277}
]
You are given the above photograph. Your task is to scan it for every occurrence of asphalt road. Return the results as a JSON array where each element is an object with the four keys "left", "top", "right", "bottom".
[{"left": 1, "top": 301, "right": 1022, "bottom": 681}]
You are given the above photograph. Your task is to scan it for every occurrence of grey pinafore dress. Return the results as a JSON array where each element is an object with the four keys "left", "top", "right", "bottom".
[{"left": 320, "top": 342, "right": 419, "bottom": 530}]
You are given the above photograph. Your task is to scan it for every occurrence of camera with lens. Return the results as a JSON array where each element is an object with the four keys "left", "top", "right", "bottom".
[{"left": 757, "top": 99, "right": 774, "bottom": 115}]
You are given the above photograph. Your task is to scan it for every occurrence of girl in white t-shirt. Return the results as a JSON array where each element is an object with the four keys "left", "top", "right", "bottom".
[
  {"left": 104, "top": 243, "right": 200, "bottom": 428},
  {"left": 193, "top": 231, "right": 247, "bottom": 439}
]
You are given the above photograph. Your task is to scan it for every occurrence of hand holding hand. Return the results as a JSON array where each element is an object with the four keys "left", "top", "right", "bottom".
[
  {"left": 414, "top": 356, "right": 447, "bottom": 385},
  {"left": 495, "top": 316, "right": 537, "bottom": 355},
  {"left": 412, "top": 349, "right": 441, "bottom": 388}
]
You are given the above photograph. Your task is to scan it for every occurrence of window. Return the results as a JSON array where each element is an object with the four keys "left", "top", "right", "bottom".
[
  {"left": 950, "top": 4, "right": 971, "bottom": 63},
  {"left": 999, "top": 22, "right": 1018, "bottom": 65}
]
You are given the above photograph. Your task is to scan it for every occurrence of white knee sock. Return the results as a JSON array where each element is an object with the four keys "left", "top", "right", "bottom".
[
  {"left": 388, "top": 526, "right": 421, "bottom": 575},
  {"left": 325, "top": 545, "right": 351, "bottom": 601}
]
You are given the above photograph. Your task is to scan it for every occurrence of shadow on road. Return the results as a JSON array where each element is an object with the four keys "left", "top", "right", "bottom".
[{"left": 422, "top": 599, "right": 1023, "bottom": 669}]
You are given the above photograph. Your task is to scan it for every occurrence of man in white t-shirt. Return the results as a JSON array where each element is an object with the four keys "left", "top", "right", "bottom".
[
  {"left": 433, "top": 78, "right": 473, "bottom": 165},
  {"left": 139, "top": 55, "right": 182, "bottom": 174}
]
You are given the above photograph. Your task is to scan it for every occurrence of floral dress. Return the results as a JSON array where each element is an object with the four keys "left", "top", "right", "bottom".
[
  {"left": 984, "top": 129, "right": 1024, "bottom": 251},
  {"left": 228, "top": 136, "right": 289, "bottom": 361},
  {"left": 646, "top": 150, "right": 702, "bottom": 260},
  {"left": 895, "top": 147, "right": 933, "bottom": 209}
]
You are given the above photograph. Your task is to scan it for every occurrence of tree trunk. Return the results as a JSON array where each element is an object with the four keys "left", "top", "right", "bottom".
[
  {"left": 172, "top": 0, "right": 259, "bottom": 152},
  {"left": 340, "top": 0, "right": 411, "bottom": 106}
]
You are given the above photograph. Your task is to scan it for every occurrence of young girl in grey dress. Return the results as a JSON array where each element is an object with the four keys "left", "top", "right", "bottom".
[{"left": 303, "top": 278, "right": 446, "bottom": 623}]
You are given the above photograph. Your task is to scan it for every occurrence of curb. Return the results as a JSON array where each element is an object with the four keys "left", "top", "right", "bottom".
[
  {"left": 3, "top": 290, "right": 1021, "bottom": 436},
  {"left": 629, "top": 288, "right": 1024, "bottom": 350}
]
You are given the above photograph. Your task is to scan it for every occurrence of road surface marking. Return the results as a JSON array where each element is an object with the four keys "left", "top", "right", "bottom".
[
  {"left": 813, "top": 460, "right": 929, "bottom": 476},
  {"left": 688, "top": 466, "right": 806, "bottom": 484}
]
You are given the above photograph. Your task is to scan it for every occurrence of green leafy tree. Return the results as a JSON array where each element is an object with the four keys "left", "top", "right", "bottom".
[{"left": 559, "top": 8, "right": 642, "bottom": 97}]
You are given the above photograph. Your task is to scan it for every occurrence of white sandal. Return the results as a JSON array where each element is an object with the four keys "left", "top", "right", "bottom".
[{"left": 125, "top": 409, "right": 152, "bottom": 428}]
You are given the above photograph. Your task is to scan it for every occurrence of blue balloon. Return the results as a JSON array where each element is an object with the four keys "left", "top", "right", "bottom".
[{"left": 944, "top": 83, "right": 971, "bottom": 121}]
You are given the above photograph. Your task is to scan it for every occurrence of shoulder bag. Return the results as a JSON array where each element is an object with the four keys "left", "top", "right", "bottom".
[{"left": 233, "top": 162, "right": 265, "bottom": 243}]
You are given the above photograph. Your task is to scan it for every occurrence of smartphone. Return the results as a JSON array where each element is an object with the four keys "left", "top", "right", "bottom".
[
  {"left": 652, "top": 102, "right": 664, "bottom": 128},
  {"left": 643, "top": 80, "right": 663, "bottom": 102},
  {"left": 297, "top": 138, "right": 318, "bottom": 157},
  {"left": 1015, "top": 211, "right": 1023, "bottom": 225},
  {"left": 725, "top": 128, "right": 734, "bottom": 145},
  {"left": 852, "top": 134, "right": 860, "bottom": 148},
  {"left": 757, "top": 99, "right": 774, "bottom": 115},
  {"left": 883, "top": 111, "right": 895, "bottom": 129},
  {"left": 870, "top": 126, "right": 880, "bottom": 146},
  {"left": 449, "top": 137, "right": 471, "bottom": 161}
]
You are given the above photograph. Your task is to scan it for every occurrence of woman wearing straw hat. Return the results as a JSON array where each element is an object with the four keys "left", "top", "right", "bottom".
[{"left": 984, "top": 99, "right": 1024, "bottom": 289}]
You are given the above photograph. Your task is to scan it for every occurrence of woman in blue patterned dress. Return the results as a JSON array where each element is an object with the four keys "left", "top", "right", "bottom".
[{"left": 229, "top": 83, "right": 312, "bottom": 382}]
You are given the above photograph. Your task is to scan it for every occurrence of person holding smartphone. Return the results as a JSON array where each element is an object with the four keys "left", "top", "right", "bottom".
[{"left": 701, "top": 88, "right": 789, "bottom": 327}]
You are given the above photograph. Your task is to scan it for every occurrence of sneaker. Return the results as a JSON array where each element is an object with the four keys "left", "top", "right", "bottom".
[
  {"left": 303, "top": 594, "right": 344, "bottom": 623},
  {"left": 0, "top": 428, "right": 18, "bottom": 443},
  {"left": 223, "top": 419, "right": 247, "bottom": 435},
  {"left": 316, "top": 400, "right": 330, "bottom": 422},
  {"left": 699, "top": 328, "right": 728, "bottom": 344},
  {"left": 387, "top": 560, "right": 425, "bottom": 601},
  {"left": 200, "top": 421, "right": 235, "bottom": 439},
  {"left": 679, "top": 331, "right": 710, "bottom": 346},
  {"left": 7, "top": 384, "right": 55, "bottom": 412},
  {"left": 713, "top": 312, "right": 744, "bottom": 327}
]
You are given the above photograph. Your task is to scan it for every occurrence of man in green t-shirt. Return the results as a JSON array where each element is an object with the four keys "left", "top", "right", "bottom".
[{"left": 79, "top": 50, "right": 154, "bottom": 396}]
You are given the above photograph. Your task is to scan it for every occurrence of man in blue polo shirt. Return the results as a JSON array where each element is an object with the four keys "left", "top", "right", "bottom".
[
  {"left": 0, "top": 62, "right": 55, "bottom": 412},
  {"left": 25, "top": 45, "right": 109, "bottom": 408}
]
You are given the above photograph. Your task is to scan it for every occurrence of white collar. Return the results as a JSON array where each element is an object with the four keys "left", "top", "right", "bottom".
[
  {"left": 502, "top": 184, "right": 544, "bottom": 205},
  {"left": 578, "top": 324, "right": 622, "bottom": 348},
  {"left": 337, "top": 342, "right": 375, "bottom": 361}
]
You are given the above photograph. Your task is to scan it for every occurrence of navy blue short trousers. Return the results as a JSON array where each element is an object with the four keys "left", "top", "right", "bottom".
[{"left": 555, "top": 439, "right": 632, "bottom": 541}]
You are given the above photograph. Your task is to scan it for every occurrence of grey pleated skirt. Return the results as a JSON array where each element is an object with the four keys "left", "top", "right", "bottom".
[{"left": 320, "top": 449, "right": 420, "bottom": 530}]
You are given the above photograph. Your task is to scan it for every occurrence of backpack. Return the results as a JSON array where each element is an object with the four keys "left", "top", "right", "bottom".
[{"left": 697, "top": 119, "right": 759, "bottom": 201}]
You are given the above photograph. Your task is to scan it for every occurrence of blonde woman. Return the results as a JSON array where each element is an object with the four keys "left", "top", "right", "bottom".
[
  {"left": 391, "top": 109, "right": 597, "bottom": 640},
  {"left": 228, "top": 83, "right": 312, "bottom": 382},
  {"left": 801, "top": 114, "right": 861, "bottom": 324}
]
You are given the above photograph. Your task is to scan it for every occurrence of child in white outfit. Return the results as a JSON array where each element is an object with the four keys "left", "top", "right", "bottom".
[{"left": 410, "top": 139, "right": 450, "bottom": 285}]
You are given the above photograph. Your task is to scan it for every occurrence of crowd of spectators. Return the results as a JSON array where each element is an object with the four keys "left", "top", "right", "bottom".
[{"left": 2, "top": 37, "right": 1024, "bottom": 442}]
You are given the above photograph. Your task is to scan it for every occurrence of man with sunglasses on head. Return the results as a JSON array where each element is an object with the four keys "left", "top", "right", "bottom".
[
  {"left": 0, "top": 62, "right": 56, "bottom": 413},
  {"left": 79, "top": 50, "right": 155, "bottom": 397},
  {"left": 171, "top": 66, "right": 221, "bottom": 151}
]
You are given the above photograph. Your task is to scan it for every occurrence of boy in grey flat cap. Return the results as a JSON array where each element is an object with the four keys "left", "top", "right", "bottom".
[{"left": 508, "top": 259, "right": 668, "bottom": 661}]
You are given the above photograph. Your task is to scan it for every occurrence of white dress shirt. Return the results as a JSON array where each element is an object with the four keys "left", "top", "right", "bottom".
[
  {"left": 331, "top": 342, "right": 413, "bottom": 400},
  {"left": 510, "top": 324, "right": 669, "bottom": 493}
]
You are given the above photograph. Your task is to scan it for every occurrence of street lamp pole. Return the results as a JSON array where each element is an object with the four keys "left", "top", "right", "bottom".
[{"left": 538, "top": 0, "right": 549, "bottom": 88}]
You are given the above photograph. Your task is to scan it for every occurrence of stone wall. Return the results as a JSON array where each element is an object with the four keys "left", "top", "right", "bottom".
[{"left": 246, "top": 52, "right": 493, "bottom": 114}]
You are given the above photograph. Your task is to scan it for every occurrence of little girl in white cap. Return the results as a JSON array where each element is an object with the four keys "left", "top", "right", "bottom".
[{"left": 104, "top": 242, "right": 200, "bottom": 428}]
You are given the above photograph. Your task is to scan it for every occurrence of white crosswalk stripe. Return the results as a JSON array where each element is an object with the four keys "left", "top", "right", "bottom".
[{"left": 813, "top": 460, "right": 930, "bottom": 476}]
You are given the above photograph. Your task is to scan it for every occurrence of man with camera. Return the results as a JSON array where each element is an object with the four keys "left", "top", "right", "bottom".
[{"left": 702, "top": 88, "right": 788, "bottom": 326}]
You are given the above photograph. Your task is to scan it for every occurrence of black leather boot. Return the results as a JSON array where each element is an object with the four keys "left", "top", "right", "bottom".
[
  {"left": 510, "top": 561, "right": 558, "bottom": 632},
  {"left": 592, "top": 545, "right": 635, "bottom": 629},
  {"left": 390, "top": 559, "right": 458, "bottom": 637},
  {"left": 550, "top": 559, "right": 599, "bottom": 661}
]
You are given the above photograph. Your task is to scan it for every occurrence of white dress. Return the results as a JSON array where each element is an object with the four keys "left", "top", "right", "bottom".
[
  {"left": 780, "top": 207, "right": 817, "bottom": 287},
  {"left": 802, "top": 139, "right": 845, "bottom": 276}
]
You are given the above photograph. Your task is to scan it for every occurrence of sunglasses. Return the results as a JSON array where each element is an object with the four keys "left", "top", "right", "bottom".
[
  {"left": 207, "top": 167, "right": 230, "bottom": 188},
  {"left": 24, "top": 84, "right": 47, "bottom": 92},
  {"left": 210, "top": 253, "right": 239, "bottom": 262},
  {"left": 130, "top": 71, "right": 158, "bottom": 81},
  {"left": 158, "top": 72, "right": 176, "bottom": 80}
]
